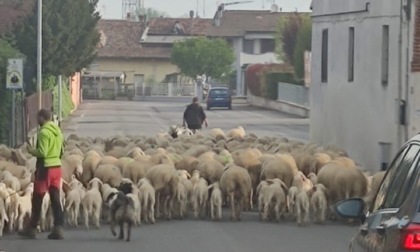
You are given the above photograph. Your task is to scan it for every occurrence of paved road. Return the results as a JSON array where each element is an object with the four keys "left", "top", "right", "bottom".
[
  {"left": 61, "top": 100, "right": 310, "bottom": 141},
  {"left": 0, "top": 100, "right": 358, "bottom": 252},
  {"left": 1, "top": 211, "right": 356, "bottom": 252}
]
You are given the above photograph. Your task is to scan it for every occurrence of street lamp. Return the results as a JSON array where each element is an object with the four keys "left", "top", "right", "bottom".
[{"left": 37, "top": 0, "right": 42, "bottom": 110}]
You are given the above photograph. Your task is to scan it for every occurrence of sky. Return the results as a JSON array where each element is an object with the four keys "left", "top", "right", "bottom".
[{"left": 97, "top": 0, "right": 312, "bottom": 19}]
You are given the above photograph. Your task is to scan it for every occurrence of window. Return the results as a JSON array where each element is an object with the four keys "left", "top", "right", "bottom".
[
  {"left": 348, "top": 27, "right": 355, "bottom": 82},
  {"left": 372, "top": 144, "right": 420, "bottom": 211},
  {"left": 243, "top": 39, "right": 254, "bottom": 54},
  {"left": 381, "top": 25, "right": 390, "bottom": 86},
  {"left": 321, "top": 29, "right": 329, "bottom": 83},
  {"left": 209, "top": 89, "right": 229, "bottom": 97},
  {"left": 260, "top": 39, "right": 275, "bottom": 53}
]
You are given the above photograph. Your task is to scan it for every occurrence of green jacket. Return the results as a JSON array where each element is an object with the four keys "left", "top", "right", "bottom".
[{"left": 29, "top": 121, "right": 64, "bottom": 167}]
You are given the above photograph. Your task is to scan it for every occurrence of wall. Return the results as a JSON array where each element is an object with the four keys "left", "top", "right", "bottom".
[
  {"left": 94, "top": 58, "right": 178, "bottom": 85},
  {"left": 70, "top": 72, "right": 81, "bottom": 109},
  {"left": 310, "top": 0, "right": 405, "bottom": 172},
  {"left": 247, "top": 91, "right": 310, "bottom": 118}
]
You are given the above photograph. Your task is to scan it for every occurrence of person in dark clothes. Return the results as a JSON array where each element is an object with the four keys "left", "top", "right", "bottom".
[
  {"left": 19, "top": 109, "right": 65, "bottom": 240},
  {"left": 183, "top": 97, "right": 208, "bottom": 133}
]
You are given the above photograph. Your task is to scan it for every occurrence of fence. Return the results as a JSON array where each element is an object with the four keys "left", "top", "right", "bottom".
[
  {"left": 277, "top": 82, "right": 310, "bottom": 107},
  {"left": 135, "top": 83, "right": 195, "bottom": 97}
]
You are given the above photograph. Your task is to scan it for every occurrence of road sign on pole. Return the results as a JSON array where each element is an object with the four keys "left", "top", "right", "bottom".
[{"left": 6, "top": 58, "right": 24, "bottom": 89}]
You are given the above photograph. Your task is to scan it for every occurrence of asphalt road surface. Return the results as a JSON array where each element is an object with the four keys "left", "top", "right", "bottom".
[
  {"left": 61, "top": 100, "right": 310, "bottom": 141},
  {"left": 1, "top": 211, "right": 357, "bottom": 252},
  {"left": 0, "top": 100, "right": 358, "bottom": 252}
]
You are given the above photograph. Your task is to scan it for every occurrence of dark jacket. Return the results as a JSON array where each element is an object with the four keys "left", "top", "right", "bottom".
[{"left": 183, "top": 103, "right": 206, "bottom": 129}]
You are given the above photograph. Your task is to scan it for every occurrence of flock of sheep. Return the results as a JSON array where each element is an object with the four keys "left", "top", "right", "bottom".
[{"left": 0, "top": 125, "right": 386, "bottom": 238}]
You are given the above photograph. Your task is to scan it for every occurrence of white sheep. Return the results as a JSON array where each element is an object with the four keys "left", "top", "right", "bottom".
[
  {"left": 295, "top": 187, "right": 312, "bottom": 227},
  {"left": 256, "top": 180, "right": 269, "bottom": 220},
  {"left": 5, "top": 187, "right": 18, "bottom": 232},
  {"left": 137, "top": 178, "right": 156, "bottom": 224},
  {"left": 1, "top": 171, "right": 21, "bottom": 192},
  {"left": 307, "top": 172, "right": 318, "bottom": 186},
  {"left": 173, "top": 180, "right": 188, "bottom": 219},
  {"left": 16, "top": 183, "right": 34, "bottom": 231},
  {"left": 310, "top": 184, "right": 328, "bottom": 224},
  {"left": 191, "top": 178, "right": 208, "bottom": 219},
  {"left": 82, "top": 178, "right": 103, "bottom": 230},
  {"left": 208, "top": 182, "right": 222, "bottom": 221},
  {"left": 64, "top": 179, "right": 86, "bottom": 227},
  {"left": 261, "top": 178, "right": 288, "bottom": 222},
  {"left": 126, "top": 183, "right": 142, "bottom": 226},
  {"left": 0, "top": 195, "right": 8, "bottom": 237},
  {"left": 287, "top": 186, "right": 299, "bottom": 219},
  {"left": 292, "top": 171, "right": 313, "bottom": 192}
]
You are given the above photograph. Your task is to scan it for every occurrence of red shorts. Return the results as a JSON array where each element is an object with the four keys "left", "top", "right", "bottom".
[{"left": 34, "top": 167, "right": 62, "bottom": 195}]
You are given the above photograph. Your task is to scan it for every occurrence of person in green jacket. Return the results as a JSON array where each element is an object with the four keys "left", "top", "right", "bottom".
[{"left": 19, "top": 109, "right": 65, "bottom": 240}]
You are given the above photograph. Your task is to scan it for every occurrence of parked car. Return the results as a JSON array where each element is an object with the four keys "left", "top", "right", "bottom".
[
  {"left": 333, "top": 134, "right": 420, "bottom": 251},
  {"left": 206, "top": 87, "right": 232, "bottom": 110}
]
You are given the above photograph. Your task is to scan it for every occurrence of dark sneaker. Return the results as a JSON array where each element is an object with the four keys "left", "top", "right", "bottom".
[
  {"left": 18, "top": 228, "right": 37, "bottom": 239},
  {"left": 47, "top": 226, "right": 64, "bottom": 240}
]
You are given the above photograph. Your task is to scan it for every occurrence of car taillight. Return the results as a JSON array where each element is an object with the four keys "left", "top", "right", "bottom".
[{"left": 402, "top": 223, "right": 420, "bottom": 250}]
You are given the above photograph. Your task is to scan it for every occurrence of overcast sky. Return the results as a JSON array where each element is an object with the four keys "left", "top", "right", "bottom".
[{"left": 97, "top": 0, "right": 312, "bottom": 19}]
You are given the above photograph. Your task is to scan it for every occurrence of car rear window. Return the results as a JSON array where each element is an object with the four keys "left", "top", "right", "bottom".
[{"left": 209, "top": 89, "right": 229, "bottom": 97}]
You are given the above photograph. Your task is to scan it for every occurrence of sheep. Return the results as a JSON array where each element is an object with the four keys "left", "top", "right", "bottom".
[
  {"left": 208, "top": 182, "right": 223, "bottom": 221},
  {"left": 173, "top": 180, "right": 188, "bottom": 219},
  {"left": 310, "top": 184, "right": 328, "bottom": 224},
  {"left": 0, "top": 195, "right": 8, "bottom": 237},
  {"left": 307, "top": 172, "right": 318, "bottom": 186},
  {"left": 261, "top": 178, "right": 288, "bottom": 222},
  {"left": 295, "top": 187, "right": 312, "bottom": 227},
  {"left": 287, "top": 186, "right": 299, "bottom": 219},
  {"left": 137, "top": 178, "right": 156, "bottom": 224},
  {"left": 64, "top": 179, "right": 86, "bottom": 227},
  {"left": 39, "top": 193, "right": 53, "bottom": 232},
  {"left": 82, "top": 178, "right": 103, "bottom": 230},
  {"left": 219, "top": 164, "right": 252, "bottom": 221},
  {"left": 16, "top": 183, "right": 34, "bottom": 231},
  {"left": 1, "top": 171, "right": 21, "bottom": 192},
  {"left": 292, "top": 171, "right": 314, "bottom": 192},
  {"left": 191, "top": 178, "right": 208, "bottom": 219}
]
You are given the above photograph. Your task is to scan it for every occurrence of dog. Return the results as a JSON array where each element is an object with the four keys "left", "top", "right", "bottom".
[
  {"left": 168, "top": 124, "right": 194, "bottom": 138},
  {"left": 109, "top": 191, "right": 136, "bottom": 242}
]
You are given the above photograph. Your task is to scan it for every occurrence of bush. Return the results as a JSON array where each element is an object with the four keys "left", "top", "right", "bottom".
[{"left": 52, "top": 77, "right": 75, "bottom": 119}]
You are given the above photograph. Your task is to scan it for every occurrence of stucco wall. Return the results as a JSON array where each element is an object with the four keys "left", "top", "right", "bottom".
[
  {"left": 70, "top": 72, "right": 81, "bottom": 109},
  {"left": 310, "top": 0, "right": 406, "bottom": 172},
  {"left": 94, "top": 58, "right": 178, "bottom": 84}
]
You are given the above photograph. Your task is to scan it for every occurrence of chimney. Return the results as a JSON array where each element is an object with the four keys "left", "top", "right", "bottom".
[{"left": 189, "top": 10, "right": 194, "bottom": 19}]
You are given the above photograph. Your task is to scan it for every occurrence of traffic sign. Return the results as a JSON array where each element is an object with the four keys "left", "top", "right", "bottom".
[{"left": 6, "top": 58, "right": 24, "bottom": 89}]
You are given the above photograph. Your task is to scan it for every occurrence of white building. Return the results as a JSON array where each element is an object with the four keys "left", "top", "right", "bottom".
[
  {"left": 310, "top": 0, "right": 420, "bottom": 171},
  {"left": 206, "top": 7, "right": 286, "bottom": 96}
]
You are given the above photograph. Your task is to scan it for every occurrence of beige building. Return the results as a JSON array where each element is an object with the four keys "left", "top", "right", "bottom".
[{"left": 83, "top": 17, "right": 212, "bottom": 99}]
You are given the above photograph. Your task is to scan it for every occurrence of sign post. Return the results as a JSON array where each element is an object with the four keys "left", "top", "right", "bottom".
[{"left": 6, "top": 58, "right": 24, "bottom": 147}]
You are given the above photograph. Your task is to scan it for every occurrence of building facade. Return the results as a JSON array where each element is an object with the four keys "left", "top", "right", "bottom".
[{"left": 310, "top": 0, "right": 420, "bottom": 171}]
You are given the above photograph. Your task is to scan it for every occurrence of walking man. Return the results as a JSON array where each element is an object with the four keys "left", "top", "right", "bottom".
[
  {"left": 19, "top": 109, "right": 65, "bottom": 239},
  {"left": 183, "top": 96, "right": 208, "bottom": 133}
]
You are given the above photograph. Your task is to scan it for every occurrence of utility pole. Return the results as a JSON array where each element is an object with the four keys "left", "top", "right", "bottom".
[{"left": 37, "top": 0, "right": 42, "bottom": 110}]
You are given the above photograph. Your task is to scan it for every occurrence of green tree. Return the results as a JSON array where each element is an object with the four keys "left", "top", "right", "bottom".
[
  {"left": 13, "top": 0, "right": 100, "bottom": 85},
  {"left": 293, "top": 15, "right": 312, "bottom": 79},
  {"left": 139, "top": 7, "right": 169, "bottom": 18},
  {"left": 0, "top": 39, "right": 24, "bottom": 144},
  {"left": 171, "top": 37, "right": 234, "bottom": 80},
  {"left": 275, "top": 13, "right": 303, "bottom": 64}
]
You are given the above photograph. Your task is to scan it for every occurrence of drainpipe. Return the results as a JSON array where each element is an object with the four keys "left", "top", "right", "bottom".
[
  {"left": 397, "top": 0, "right": 403, "bottom": 147},
  {"left": 404, "top": 0, "right": 412, "bottom": 142}
]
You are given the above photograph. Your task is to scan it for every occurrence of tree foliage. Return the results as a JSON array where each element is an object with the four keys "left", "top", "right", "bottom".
[
  {"left": 13, "top": 0, "right": 100, "bottom": 80},
  {"left": 171, "top": 37, "right": 235, "bottom": 80},
  {"left": 293, "top": 16, "right": 312, "bottom": 79},
  {"left": 275, "top": 13, "right": 312, "bottom": 80},
  {"left": 140, "top": 7, "right": 169, "bottom": 18},
  {"left": 0, "top": 39, "right": 23, "bottom": 144}
]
